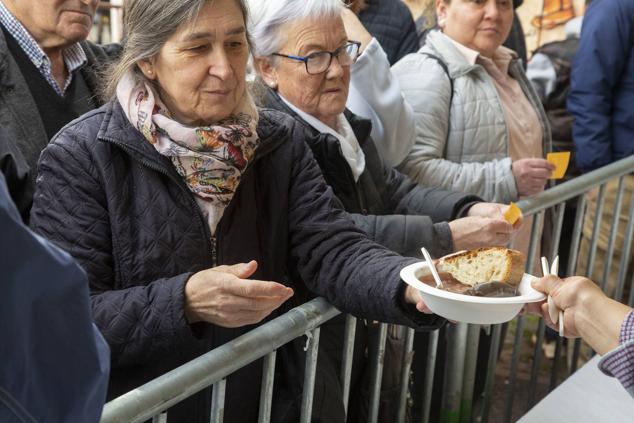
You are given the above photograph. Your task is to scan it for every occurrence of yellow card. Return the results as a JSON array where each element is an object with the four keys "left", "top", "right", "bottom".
[
  {"left": 547, "top": 152, "right": 571, "bottom": 180},
  {"left": 503, "top": 202, "right": 522, "bottom": 225}
]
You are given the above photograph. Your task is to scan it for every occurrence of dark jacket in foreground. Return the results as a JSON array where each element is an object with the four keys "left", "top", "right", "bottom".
[
  {"left": 0, "top": 27, "right": 119, "bottom": 219},
  {"left": 568, "top": 0, "right": 634, "bottom": 171},
  {"left": 359, "top": 0, "right": 419, "bottom": 65},
  {"left": 30, "top": 101, "right": 443, "bottom": 423},
  {"left": 0, "top": 172, "right": 109, "bottom": 423},
  {"left": 262, "top": 89, "right": 480, "bottom": 259}
]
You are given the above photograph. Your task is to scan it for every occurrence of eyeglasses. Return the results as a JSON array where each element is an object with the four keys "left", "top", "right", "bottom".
[{"left": 272, "top": 41, "right": 361, "bottom": 75}]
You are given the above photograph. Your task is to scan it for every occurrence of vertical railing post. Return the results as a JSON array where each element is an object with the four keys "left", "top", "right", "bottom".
[
  {"left": 300, "top": 328, "right": 321, "bottom": 423},
  {"left": 397, "top": 328, "right": 416, "bottom": 423},
  {"left": 368, "top": 323, "right": 388, "bottom": 423},
  {"left": 258, "top": 351, "right": 277, "bottom": 423},
  {"left": 421, "top": 329, "right": 440, "bottom": 423},
  {"left": 441, "top": 322, "right": 468, "bottom": 423},
  {"left": 600, "top": 177, "right": 626, "bottom": 293},
  {"left": 527, "top": 203, "right": 566, "bottom": 409},
  {"left": 210, "top": 379, "right": 226, "bottom": 423},
  {"left": 478, "top": 324, "right": 502, "bottom": 423},
  {"left": 460, "top": 324, "right": 481, "bottom": 423},
  {"left": 340, "top": 315, "right": 357, "bottom": 416},
  {"left": 503, "top": 211, "right": 542, "bottom": 422}
]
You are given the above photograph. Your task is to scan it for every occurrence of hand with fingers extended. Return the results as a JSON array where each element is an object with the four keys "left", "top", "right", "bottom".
[
  {"left": 528, "top": 275, "right": 632, "bottom": 355},
  {"left": 467, "top": 202, "right": 524, "bottom": 229},
  {"left": 512, "top": 158, "right": 556, "bottom": 196},
  {"left": 184, "top": 261, "right": 294, "bottom": 328},
  {"left": 448, "top": 215, "right": 515, "bottom": 251}
]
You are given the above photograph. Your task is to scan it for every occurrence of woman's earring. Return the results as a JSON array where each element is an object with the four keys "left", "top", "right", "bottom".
[{"left": 438, "top": 17, "right": 447, "bottom": 28}]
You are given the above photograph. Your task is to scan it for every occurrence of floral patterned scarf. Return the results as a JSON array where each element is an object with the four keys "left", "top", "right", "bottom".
[{"left": 117, "top": 71, "right": 259, "bottom": 235}]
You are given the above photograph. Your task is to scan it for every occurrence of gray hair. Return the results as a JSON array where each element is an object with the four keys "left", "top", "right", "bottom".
[
  {"left": 102, "top": 0, "right": 250, "bottom": 100},
  {"left": 246, "top": 0, "right": 345, "bottom": 59}
]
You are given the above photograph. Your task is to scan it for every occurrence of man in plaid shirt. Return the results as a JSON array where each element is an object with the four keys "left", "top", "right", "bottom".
[{"left": 0, "top": 0, "right": 118, "bottom": 222}]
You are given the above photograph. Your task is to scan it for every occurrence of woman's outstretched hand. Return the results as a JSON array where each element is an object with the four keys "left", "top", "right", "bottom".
[{"left": 184, "top": 261, "right": 294, "bottom": 328}]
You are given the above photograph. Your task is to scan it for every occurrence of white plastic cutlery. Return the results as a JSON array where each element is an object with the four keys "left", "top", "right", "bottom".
[
  {"left": 421, "top": 247, "right": 443, "bottom": 289},
  {"left": 541, "top": 256, "right": 564, "bottom": 337}
]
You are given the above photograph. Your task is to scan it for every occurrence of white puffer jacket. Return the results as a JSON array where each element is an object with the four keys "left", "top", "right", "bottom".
[{"left": 392, "top": 30, "right": 552, "bottom": 203}]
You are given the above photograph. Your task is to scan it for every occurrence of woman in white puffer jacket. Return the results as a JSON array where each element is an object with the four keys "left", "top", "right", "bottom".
[{"left": 392, "top": 0, "right": 554, "bottom": 204}]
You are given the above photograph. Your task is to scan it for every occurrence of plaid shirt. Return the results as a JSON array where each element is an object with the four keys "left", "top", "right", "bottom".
[
  {"left": 599, "top": 309, "right": 634, "bottom": 397},
  {"left": 0, "top": 1, "right": 87, "bottom": 96}
]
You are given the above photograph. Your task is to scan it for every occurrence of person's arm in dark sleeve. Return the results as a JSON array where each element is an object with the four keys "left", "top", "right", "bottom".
[
  {"left": 0, "top": 172, "right": 109, "bottom": 423},
  {"left": 392, "top": 5, "right": 420, "bottom": 64},
  {"left": 0, "top": 128, "right": 32, "bottom": 222},
  {"left": 287, "top": 132, "right": 444, "bottom": 330},
  {"left": 567, "top": 0, "right": 632, "bottom": 171},
  {"left": 30, "top": 136, "right": 197, "bottom": 368}
]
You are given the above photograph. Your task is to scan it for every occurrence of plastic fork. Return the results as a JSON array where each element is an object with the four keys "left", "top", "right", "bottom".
[{"left": 541, "top": 256, "right": 564, "bottom": 337}]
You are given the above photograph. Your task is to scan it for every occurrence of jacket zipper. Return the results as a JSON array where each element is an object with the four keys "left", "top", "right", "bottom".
[{"left": 100, "top": 136, "right": 217, "bottom": 265}]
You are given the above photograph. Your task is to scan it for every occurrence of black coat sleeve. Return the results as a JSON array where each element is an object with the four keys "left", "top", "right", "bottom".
[
  {"left": 0, "top": 128, "right": 32, "bottom": 223},
  {"left": 30, "top": 133, "right": 195, "bottom": 367},
  {"left": 287, "top": 133, "right": 444, "bottom": 330}
]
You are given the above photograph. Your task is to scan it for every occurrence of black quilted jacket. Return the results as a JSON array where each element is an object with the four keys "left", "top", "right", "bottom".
[
  {"left": 359, "top": 0, "right": 419, "bottom": 65},
  {"left": 30, "top": 101, "right": 443, "bottom": 422},
  {"left": 262, "top": 89, "right": 481, "bottom": 259}
]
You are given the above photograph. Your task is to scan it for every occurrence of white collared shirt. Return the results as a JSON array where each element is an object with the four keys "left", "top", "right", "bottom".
[{"left": 280, "top": 95, "right": 366, "bottom": 181}]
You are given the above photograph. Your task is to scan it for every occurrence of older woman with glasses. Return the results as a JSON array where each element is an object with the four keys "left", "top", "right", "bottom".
[
  {"left": 249, "top": 0, "right": 519, "bottom": 263},
  {"left": 28, "top": 0, "right": 453, "bottom": 421},
  {"left": 248, "top": 0, "right": 521, "bottom": 420}
]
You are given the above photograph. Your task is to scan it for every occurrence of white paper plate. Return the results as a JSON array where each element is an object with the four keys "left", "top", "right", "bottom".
[{"left": 400, "top": 261, "right": 546, "bottom": 324}]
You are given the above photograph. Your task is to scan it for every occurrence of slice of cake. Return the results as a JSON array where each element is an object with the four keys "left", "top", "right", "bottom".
[{"left": 437, "top": 247, "right": 526, "bottom": 287}]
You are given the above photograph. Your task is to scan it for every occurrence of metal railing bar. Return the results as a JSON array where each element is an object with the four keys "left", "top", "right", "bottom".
[
  {"left": 397, "top": 328, "right": 415, "bottom": 423},
  {"left": 565, "top": 195, "right": 587, "bottom": 279},
  {"left": 340, "top": 315, "right": 357, "bottom": 416},
  {"left": 515, "top": 155, "right": 634, "bottom": 216},
  {"left": 503, "top": 211, "right": 543, "bottom": 422},
  {"left": 441, "top": 323, "right": 468, "bottom": 422},
  {"left": 100, "top": 298, "right": 340, "bottom": 423},
  {"left": 478, "top": 324, "right": 502, "bottom": 423},
  {"left": 460, "top": 324, "right": 481, "bottom": 423},
  {"left": 548, "top": 337, "right": 564, "bottom": 392},
  {"left": 258, "top": 351, "right": 277, "bottom": 423},
  {"left": 601, "top": 176, "right": 626, "bottom": 292},
  {"left": 151, "top": 413, "right": 167, "bottom": 423},
  {"left": 585, "top": 184, "right": 607, "bottom": 278},
  {"left": 299, "top": 328, "right": 321, "bottom": 423},
  {"left": 210, "top": 379, "right": 226, "bottom": 423},
  {"left": 628, "top": 269, "right": 634, "bottom": 307},
  {"left": 570, "top": 185, "right": 608, "bottom": 373},
  {"left": 614, "top": 193, "right": 634, "bottom": 302},
  {"left": 527, "top": 202, "right": 565, "bottom": 408},
  {"left": 368, "top": 323, "right": 388, "bottom": 423},
  {"left": 421, "top": 329, "right": 440, "bottom": 423}
]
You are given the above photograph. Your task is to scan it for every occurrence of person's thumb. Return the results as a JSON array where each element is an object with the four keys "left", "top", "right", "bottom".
[
  {"left": 218, "top": 260, "right": 258, "bottom": 278},
  {"left": 531, "top": 275, "right": 561, "bottom": 295}
]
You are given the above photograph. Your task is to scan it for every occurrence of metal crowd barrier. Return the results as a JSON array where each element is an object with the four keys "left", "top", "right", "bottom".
[{"left": 100, "top": 155, "right": 634, "bottom": 423}]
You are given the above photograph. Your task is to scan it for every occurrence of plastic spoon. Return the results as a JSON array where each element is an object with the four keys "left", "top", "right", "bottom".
[{"left": 421, "top": 247, "right": 443, "bottom": 289}]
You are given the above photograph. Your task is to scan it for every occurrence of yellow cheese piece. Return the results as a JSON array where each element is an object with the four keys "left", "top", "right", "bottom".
[
  {"left": 547, "top": 152, "right": 571, "bottom": 180},
  {"left": 503, "top": 202, "right": 522, "bottom": 225}
]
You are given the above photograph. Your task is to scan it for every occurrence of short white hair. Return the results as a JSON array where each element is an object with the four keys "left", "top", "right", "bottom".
[{"left": 246, "top": 0, "right": 346, "bottom": 58}]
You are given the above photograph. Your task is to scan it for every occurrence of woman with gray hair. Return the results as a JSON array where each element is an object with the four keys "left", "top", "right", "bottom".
[
  {"left": 29, "top": 0, "right": 445, "bottom": 421},
  {"left": 248, "top": 0, "right": 519, "bottom": 267},
  {"left": 247, "top": 0, "right": 523, "bottom": 420}
]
